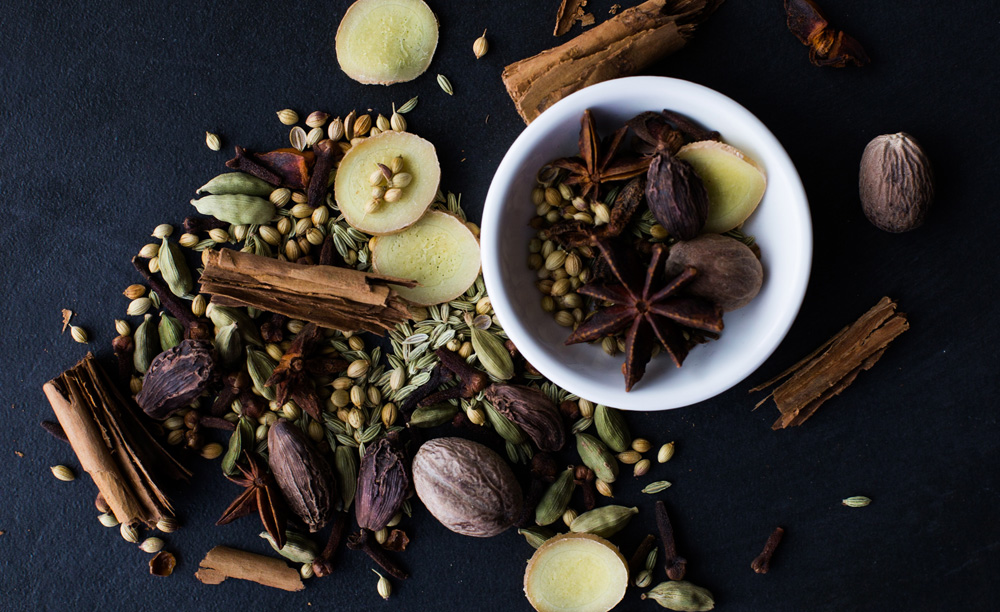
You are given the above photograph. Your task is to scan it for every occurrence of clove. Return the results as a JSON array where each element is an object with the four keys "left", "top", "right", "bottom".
[
  {"left": 260, "top": 313, "right": 288, "bottom": 344},
  {"left": 318, "top": 235, "right": 336, "bottom": 266},
  {"left": 112, "top": 334, "right": 135, "bottom": 384},
  {"left": 312, "top": 510, "right": 350, "bottom": 578},
  {"left": 347, "top": 529, "right": 409, "bottom": 579},
  {"left": 226, "top": 146, "right": 281, "bottom": 185},
  {"left": 416, "top": 348, "right": 489, "bottom": 407},
  {"left": 655, "top": 500, "right": 687, "bottom": 581},
  {"left": 210, "top": 371, "right": 250, "bottom": 416},
  {"left": 183, "top": 216, "right": 228, "bottom": 234},
  {"left": 40, "top": 420, "right": 69, "bottom": 443},
  {"left": 751, "top": 526, "right": 785, "bottom": 574},
  {"left": 573, "top": 464, "right": 596, "bottom": 510}
]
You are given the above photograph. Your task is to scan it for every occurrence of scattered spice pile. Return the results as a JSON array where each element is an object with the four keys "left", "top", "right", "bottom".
[{"left": 527, "top": 108, "right": 767, "bottom": 391}]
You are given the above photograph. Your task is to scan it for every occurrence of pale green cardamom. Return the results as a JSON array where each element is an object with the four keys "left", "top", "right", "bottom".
[
  {"left": 409, "top": 404, "right": 460, "bottom": 428},
  {"left": 158, "top": 238, "right": 194, "bottom": 298},
  {"left": 569, "top": 505, "right": 637, "bottom": 538},
  {"left": 534, "top": 468, "right": 575, "bottom": 526},
  {"left": 221, "top": 417, "right": 254, "bottom": 476},
  {"left": 246, "top": 347, "right": 277, "bottom": 400},
  {"left": 642, "top": 581, "right": 715, "bottom": 611},
  {"left": 576, "top": 432, "right": 618, "bottom": 483},
  {"left": 468, "top": 317, "right": 513, "bottom": 380},
  {"left": 158, "top": 314, "right": 183, "bottom": 351},
  {"left": 191, "top": 194, "right": 275, "bottom": 225},
  {"left": 517, "top": 526, "right": 555, "bottom": 549},
  {"left": 214, "top": 323, "right": 242, "bottom": 368},
  {"left": 133, "top": 313, "right": 160, "bottom": 374},
  {"left": 595, "top": 404, "right": 631, "bottom": 453},
  {"left": 334, "top": 445, "right": 359, "bottom": 511},
  {"left": 486, "top": 405, "right": 526, "bottom": 444},
  {"left": 260, "top": 530, "right": 318, "bottom": 564},
  {"left": 196, "top": 172, "right": 275, "bottom": 197},
  {"left": 208, "top": 304, "right": 263, "bottom": 346}
]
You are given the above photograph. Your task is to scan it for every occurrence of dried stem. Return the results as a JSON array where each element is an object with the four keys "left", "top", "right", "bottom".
[
  {"left": 628, "top": 534, "right": 657, "bottom": 585},
  {"left": 751, "top": 526, "right": 784, "bottom": 574},
  {"left": 347, "top": 529, "right": 409, "bottom": 579},
  {"left": 312, "top": 511, "right": 349, "bottom": 578},
  {"left": 655, "top": 500, "right": 687, "bottom": 580}
]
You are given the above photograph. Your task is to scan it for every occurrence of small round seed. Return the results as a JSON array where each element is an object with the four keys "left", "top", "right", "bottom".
[
  {"left": 200, "top": 443, "right": 224, "bottom": 460},
  {"left": 70, "top": 326, "right": 88, "bottom": 344},
  {"left": 551, "top": 278, "right": 572, "bottom": 297},
  {"left": 381, "top": 403, "right": 398, "bottom": 428},
  {"left": 164, "top": 416, "right": 185, "bottom": 431},
  {"left": 331, "top": 389, "right": 350, "bottom": 409},
  {"left": 633, "top": 459, "right": 651, "bottom": 477},
  {"left": 558, "top": 183, "right": 573, "bottom": 201},
  {"left": 152, "top": 224, "right": 174, "bottom": 239},
  {"left": 139, "top": 537, "right": 164, "bottom": 553},
  {"left": 306, "top": 110, "right": 329, "bottom": 128},
  {"left": 208, "top": 228, "right": 230, "bottom": 243},
  {"left": 311, "top": 205, "right": 330, "bottom": 226},
  {"left": 528, "top": 237, "right": 542, "bottom": 253},
  {"left": 390, "top": 112, "right": 407, "bottom": 132},
  {"left": 347, "top": 359, "right": 370, "bottom": 379},
  {"left": 301, "top": 563, "right": 315, "bottom": 579},
  {"left": 545, "top": 251, "right": 567, "bottom": 272},
  {"left": 658, "top": 442, "right": 675, "bottom": 463},
  {"left": 554, "top": 310, "right": 575, "bottom": 327},
  {"left": 348, "top": 408, "right": 365, "bottom": 429},
  {"left": 617, "top": 451, "right": 641, "bottom": 465},
  {"left": 98, "top": 513, "right": 119, "bottom": 528},
  {"left": 114, "top": 319, "right": 131, "bottom": 336},
  {"left": 383, "top": 188, "right": 402, "bottom": 203},
  {"left": 473, "top": 30, "right": 488, "bottom": 58},
  {"left": 632, "top": 438, "right": 652, "bottom": 453},
  {"left": 259, "top": 225, "right": 282, "bottom": 246},
  {"left": 51, "top": 465, "right": 75, "bottom": 481},
  {"left": 578, "top": 399, "right": 595, "bottom": 420},
  {"left": 290, "top": 203, "right": 313, "bottom": 219},
  {"left": 635, "top": 569, "right": 653, "bottom": 588},
  {"left": 327, "top": 117, "right": 345, "bottom": 141},
  {"left": 350, "top": 386, "right": 365, "bottom": 408},
  {"left": 650, "top": 224, "right": 669, "bottom": 240},
  {"left": 156, "top": 517, "right": 179, "bottom": 533},
  {"left": 544, "top": 187, "right": 562, "bottom": 207},
  {"left": 595, "top": 479, "right": 613, "bottom": 498},
  {"left": 458, "top": 341, "right": 474, "bottom": 359},
  {"left": 541, "top": 296, "right": 556, "bottom": 313},
  {"left": 123, "top": 284, "right": 146, "bottom": 299},
  {"left": 562, "top": 508, "right": 578, "bottom": 528},
  {"left": 148, "top": 256, "right": 160, "bottom": 273},
  {"left": 270, "top": 188, "right": 291, "bottom": 207},
  {"left": 354, "top": 114, "right": 372, "bottom": 137},
  {"left": 601, "top": 336, "right": 618, "bottom": 356},
  {"left": 307, "top": 421, "right": 325, "bottom": 442},
  {"left": 467, "top": 407, "right": 486, "bottom": 426},
  {"left": 120, "top": 523, "right": 140, "bottom": 543},
  {"left": 178, "top": 233, "right": 199, "bottom": 248},
  {"left": 138, "top": 243, "right": 160, "bottom": 259},
  {"left": 375, "top": 570, "right": 391, "bottom": 600},
  {"left": 348, "top": 335, "right": 365, "bottom": 351},
  {"left": 332, "top": 376, "right": 353, "bottom": 390},
  {"left": 205, "top": 132, "right": 222, "bottom": 151},
  {"left": 277, "top": 109, "right": 299, "bottom": 125}
]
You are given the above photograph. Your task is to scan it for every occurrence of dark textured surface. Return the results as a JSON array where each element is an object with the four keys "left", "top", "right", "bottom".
[{"left": 2, "top": 1, "right": 998, "bottom": 610}]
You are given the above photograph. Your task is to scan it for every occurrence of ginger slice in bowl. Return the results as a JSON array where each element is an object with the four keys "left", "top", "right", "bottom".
[
  {"left": 676, "top": 140, "right": 767, "bottom": 234},
  {"left": 336, "top": 0, "right": 439, "bottom": 85},
  {"left": 523, "top": 533, "right": 629, "bottom": 612},
  {"left": 371, "top": 210, "right": 481, "bottom": 306},
  {"left": 335, "top": 131, "right": 440, "bottom": 235}
]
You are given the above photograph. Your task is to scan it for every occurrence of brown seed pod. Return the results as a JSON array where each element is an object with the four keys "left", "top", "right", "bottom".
[
  {"left": 645, "top": 152, "right": 709, "bottom": 240},
  {"left": 412, "top": 437, "right": 522, "bottom": 537},
  {"left": 484, "top": 384, "right": 566, "bottom": 452},
  {"left": 859, "top": 132, "right": 934, "bottom": 233},
  {"left": 268, "top": 420, "right": 337, "bottom": 532},
  {"left": 663, "top": 234, "right": 763, "bottom": 311},
  {"left": 136, "top": 339, "right": 216, "bottom": 420}
]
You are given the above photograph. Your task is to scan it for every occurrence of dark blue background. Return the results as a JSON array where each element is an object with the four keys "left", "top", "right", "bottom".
[{"left": 2, "top": 1, "right": 998, "bottom": 610}]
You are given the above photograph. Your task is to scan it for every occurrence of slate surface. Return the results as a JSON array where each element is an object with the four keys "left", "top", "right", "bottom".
[{"left": 1, "top": 1, "right": 998, "bottom": 610}]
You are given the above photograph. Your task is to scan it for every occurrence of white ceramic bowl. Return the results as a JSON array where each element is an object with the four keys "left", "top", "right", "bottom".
[{"left": 482, "top": 76, "right": 811, "bottom": 411}]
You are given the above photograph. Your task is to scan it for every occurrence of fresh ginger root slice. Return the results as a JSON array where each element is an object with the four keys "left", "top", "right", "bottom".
[
  {"left": 336, "top": 0, "right": 439, "bottom": 85},
  {"left": 676, "top": 140, "right": 767, "bottom": 234},
  {"left": 335, "top": 131, "right": 440, "bottom": 235},
  {"left": 523, "top": 533, "right": 628, "bottom": 612},
  {"left": 371, "top": 210, "right": 481, "bottom": 306}
]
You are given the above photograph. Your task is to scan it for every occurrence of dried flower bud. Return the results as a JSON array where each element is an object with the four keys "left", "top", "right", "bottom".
[
  {"left": 485, "top": 385, "right": 566, "bottom": 452},
  {"left": 268, "top": 420, "right": 337, "bottom": 532},
  {"left": 136, "top": 340, "right": 217, "bottom": 420},
  {"left": 356, "top": 432, "right": 411, "bottom": 532}
]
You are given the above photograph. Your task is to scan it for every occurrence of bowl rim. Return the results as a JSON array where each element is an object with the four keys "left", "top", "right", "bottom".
[{"left": 481, "top": 76, "right": 811, "bottom": 411}]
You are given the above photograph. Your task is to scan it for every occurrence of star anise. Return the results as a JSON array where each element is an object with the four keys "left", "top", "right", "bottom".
[
  {"left": 566, "top": 244, "right": 724, "bottom": 391},
  {"left": 265, "top": 322, "right": 348, "bottom": 421},
  {"left": 551, "top": 109, "right": 650, "bottom": 202},
  {"left": 216, "top": 451, "right": 288, "bottom": 548}
]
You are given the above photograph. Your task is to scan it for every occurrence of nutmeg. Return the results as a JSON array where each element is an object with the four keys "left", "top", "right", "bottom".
[
  {"left": 663, "top": 234, "right": 763, "bottom": 311},
  {"left": 859, "top": 132, "right": 934, "bottom": 232},
  {"left": 412, "top": 437, "right": 522, "bottom": 537}
]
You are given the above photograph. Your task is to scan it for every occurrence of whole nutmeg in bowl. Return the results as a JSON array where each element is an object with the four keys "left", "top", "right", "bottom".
[
  {"left": 412, "top": 437, "right": 522, "bottom": 537},
  {"left": 859, "top": 132, "right": 934, "bottom": 232}
]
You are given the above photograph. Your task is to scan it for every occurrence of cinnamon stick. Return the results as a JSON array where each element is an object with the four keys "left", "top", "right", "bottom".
[
  {"left": 752, "top": 297, "right": 909, "bottom": 429},
  {"left": 502, "top": 0, "right": 724, "bottom": 123},
  {"left": 43, "top": 353, "right": 189, "bottom": 527},
  {"left": 554, "top": 0, "right": 589, "bottom": 36},
  {"left": 195, "top": 546, "right": 304, "bottom": 591},
  {"left": 199, "top": 248, "right": 414, "bottom": 334}
]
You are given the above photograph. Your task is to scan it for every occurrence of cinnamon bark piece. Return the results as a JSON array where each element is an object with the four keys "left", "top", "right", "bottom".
[
  {"left": 195, "top": 546, "right": 304, "bottom": 591},
  {"left": 555, "top": 0, "right": 588, "bottom": 36},
  {"left": 503, "top": 0, "right": 724, "bottom": 123},
  {"left": 751, "top": 297, "right": 909, "bottom": 429},
  {"left": 199, "top": 249, "right": 414, "bottom": 335},
  {"left": 42, "top": 354, "right": 189, "bottom": 528}
]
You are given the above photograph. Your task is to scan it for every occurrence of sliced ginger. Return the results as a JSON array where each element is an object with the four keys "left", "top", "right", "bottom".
[
  {"left": 523, "top": 533, "right": 628, "bottom": 612},
  {"left": 335, "top": 131, "right": 440, "bottom": 235},
  {"left": 676, "top": 140, "right": 767, "bottom": 234},
  {"left": 371, "top": 210, "right": 481, "bottom": 306},
  {"left": 336, "top": 0, "right": 439, "bottom": 85}
]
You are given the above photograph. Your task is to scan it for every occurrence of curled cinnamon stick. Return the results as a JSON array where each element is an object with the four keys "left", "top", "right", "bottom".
[{"left": 195, "top": 546, "right": 304, "bottom": 591}]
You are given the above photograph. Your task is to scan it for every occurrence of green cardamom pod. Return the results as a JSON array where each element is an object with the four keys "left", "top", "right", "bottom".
[
  {"left": 334, "top": 444, "right": 359, "bottom": 511},
  {"left": 133, "top": 313, "right": 161, "bottom": 374},
  {"left": 158, "top": 314, "right": 183, "bottom": 351},
  {"left": 246, "top": 347, "right": 277, "bottom": 400},
  {"left": 641, "top": 581, "right": 716, "bottom": 611},
  {"left": 197, "top": 172, "right": 275, "bottom": 197},
  {"left": 576, "top": 432, "right": 619, "bottom": 483},
  {"left": 259, "top": 530, "right": 319, "bottom": 564},
  {"left": 221, "top": 417, "right": 254, "bottom": 476},
  {"left": 486, "top": 405, "right": 526, "bottom": 444},
  {"left": 569, "top": 504, "right": 638, "bottom": 538},
  {"left": 409, "top": 404, "right": 460, "bottom": 428},
  {"left": 158, "top": 238, "right": 194, "bottom": 298},
  {"left": 517, "top": 526, "right": 555, "bottom": 549},
  {"left": 208, "top": 304, "right": 263, "bottom": 346},
  {"left": 191, "top": 194, "right": 275, "bottom": 225},
  {"left": 468, "top": 318, "right": 513, "bottom": 380},
  {"left": 594, "top": 404, "right": 631, "bottom": 453},
  {"left": 535, "top": 468, "right": 576, "bottom": 526},
  {"left": 214, "top": 322, "right": 242, "bottom": 368}
]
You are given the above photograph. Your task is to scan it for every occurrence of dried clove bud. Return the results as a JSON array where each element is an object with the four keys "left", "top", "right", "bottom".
[
  {"left": 645, "top": 152, "right": 709, "bottom": 241},
  {"left": 136, "top": 339, "right": 216, "bottom": 420},
  {"left": 355, "top": 431, "right": 411, "bottom": 532},
  {"left": 484, "top": 384, "right": 566, "bottom": 451},
  {"left": 267, "top": 420, "right": 337, "bottom": 532}
]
